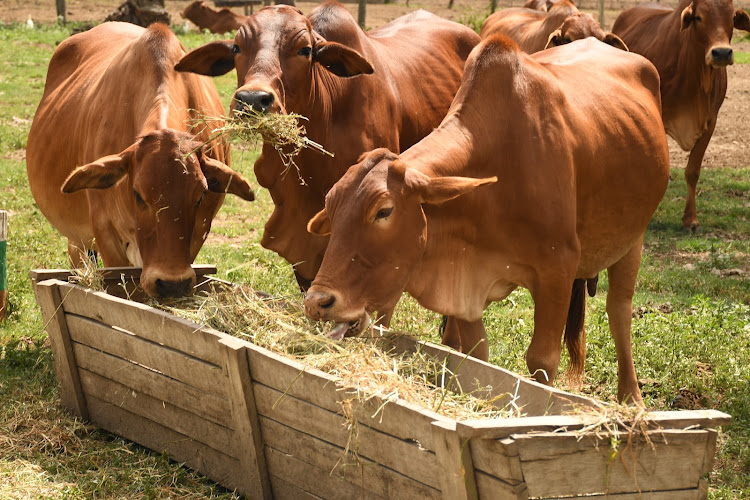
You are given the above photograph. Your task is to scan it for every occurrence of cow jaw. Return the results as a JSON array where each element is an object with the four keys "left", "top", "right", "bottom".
[{"left": 327, "top": 311, "right": 372, "bottom": 341}]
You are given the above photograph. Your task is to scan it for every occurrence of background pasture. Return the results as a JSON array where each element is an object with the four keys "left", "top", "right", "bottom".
[{"left": 0, "top": 1, "right": 749, "bottom": 497}]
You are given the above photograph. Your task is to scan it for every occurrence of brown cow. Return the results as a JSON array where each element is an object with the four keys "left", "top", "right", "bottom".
[
  {"left": 304, "top": 37, "right": 670, "bottom": 404},
  {"left": 175, "top": 2, "right": 480, "bottom": 292},
  {"left": 182, "top": 0, "right": 248, "bottom": 34},
  {"left": 613, "top": 0, "right": 750, "bottom": 229},
  {"left": 26, "top": 22, "right": 254, "bottom": 298},
  {"left": 482, "top": 0, "right": 627, "bottom": 52}
]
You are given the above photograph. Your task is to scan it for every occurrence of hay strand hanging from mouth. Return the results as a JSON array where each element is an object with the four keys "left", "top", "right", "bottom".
[{"left": 190, "top": 108, "right": 333, "bottom": 184}]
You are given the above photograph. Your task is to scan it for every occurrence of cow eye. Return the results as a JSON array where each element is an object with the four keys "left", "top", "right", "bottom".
[
  {"left": 694, "top": 15, "right": 702, "bottom": 22},
  {"left": 232, "top": 44, "right": 240, "bottom": 54},
  {"left": 374, "top": 206, "right": 393, "bottom": 222},
  {"left": 565, "top": 36, "right": 572, "bottom": 43},
  {"left": 297, "top": 46, "right": 312, "bottom": 58},
  {"left": 134, "top": 190, "right": 146, "bottom": 206}
]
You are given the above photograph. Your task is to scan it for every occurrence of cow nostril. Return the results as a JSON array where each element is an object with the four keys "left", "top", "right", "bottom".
[
  {"left": 711, "top": 47, "right": 733, "bottom": 60},
  {"left": 320, "top": 294, "right": 336, "bottom": 309},
  {"left": 234, "top": 90, "right": 275, "bottom": 113},
  {"left": 154, "top": 278, "right": 193, "bottom": 298}
]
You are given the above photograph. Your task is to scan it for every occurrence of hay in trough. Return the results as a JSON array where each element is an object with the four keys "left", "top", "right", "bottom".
[
  {"left": 160, "top": 284, "right": 521, "bottom": 421},
  {"left": 190, "top": 108, "right": 333, "bottom": 184}
]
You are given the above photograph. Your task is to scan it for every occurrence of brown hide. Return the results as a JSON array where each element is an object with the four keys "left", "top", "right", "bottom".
[
  {"left": 26, "top": 22, "right": 254, "bottom": 298},
  {"left": 175, "top": 2, "right": 480, "bottom": 287},
  {"left": 523, "top": 0, "right": 567, "bottom": 11},
  {"left": 613, "top": 0, "right": 750, "bottom": 228},
  {"left": 305, "top": 37, "right": 670, "bottom": 403},
  {"left": 482, "top": 0, "right": 627, "bottom": 52},
  {"left": 182, "top": 0, "right": 248, "bottom": 34}
]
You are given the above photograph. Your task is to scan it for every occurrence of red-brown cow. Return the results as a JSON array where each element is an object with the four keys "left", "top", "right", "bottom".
[
  {"left": 27, "top": 22, "right": 254, "bottom": 298},
  {"left": 482, "top": 0, "right": 627, "bottom": 52},
  {"left": 175, "top": 2, "right": 480, "bottom": 292},
  {"left": 304, "top": 37, "right": 669, "bottom": 404},
  {"left": 182, "top": 0, "right": 248, "bottom": 34},
  {"left": 613, "top": 0, "right": 750, "bottom": 229}
]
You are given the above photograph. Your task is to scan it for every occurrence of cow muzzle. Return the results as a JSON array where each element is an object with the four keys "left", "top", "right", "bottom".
[
  {"left": 141, "top": 268, "right": 197, "bottom": 299},
  {"left": 707, "top": 46, "right": 733, "bottom": 68},
  {"left": 304, "top": 288, "right": 371, "bottom": 340},
  {"left": 234, "top": 89, "right": 278, "bottom": 114}
]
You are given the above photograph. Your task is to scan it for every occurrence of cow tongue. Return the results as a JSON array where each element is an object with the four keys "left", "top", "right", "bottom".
[
  {"left": 326, "top": 313, "right": 372, "bottom": 341},
  {"left": 327, "top": 322, "right": 349, "bottom": 341}
]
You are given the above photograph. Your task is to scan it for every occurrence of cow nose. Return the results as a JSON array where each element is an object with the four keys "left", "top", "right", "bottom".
[
  {"left": 711, "top": 47, "right": 733, "bottom": 64},
  {"left": 234, "top": 90, "right": 275, "bottom": 113},
  {"left": 304, "top": 289, "right": 338, "bottom": 319},
  {"left": 154, "top": 278, "right": 193, "bottom": 298}
]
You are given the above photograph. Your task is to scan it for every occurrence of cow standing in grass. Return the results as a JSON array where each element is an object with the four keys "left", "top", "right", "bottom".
[
  {"left": 27, "top": 22, "right": 254, "bottom": 298},
  {"left": 613, "top": 0, "right": 750, "bottom": 229},
  {"left": 304, "top": 37, "right": 670, "bottom": 404},
  {"left": 175, "top": 2, "right": 480, "bottom": 297}
]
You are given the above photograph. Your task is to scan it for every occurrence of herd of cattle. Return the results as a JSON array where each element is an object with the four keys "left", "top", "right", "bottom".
[{"left": 26, "top": 0, "right": 749, "bottom": 404}]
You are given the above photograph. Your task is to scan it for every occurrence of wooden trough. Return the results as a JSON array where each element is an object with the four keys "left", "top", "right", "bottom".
[{"left": 31, "top": 267, "right": 730, "bottom": 499}]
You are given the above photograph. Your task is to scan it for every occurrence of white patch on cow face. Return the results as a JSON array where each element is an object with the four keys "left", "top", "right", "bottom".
[{"left": 125, "top": 241, "right": 143, "bottom": 267}]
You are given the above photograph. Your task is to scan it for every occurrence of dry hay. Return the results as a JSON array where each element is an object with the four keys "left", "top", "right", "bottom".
[
  {"left": 190, "top": 108, "right": 333, "bottom": 184},
  {"left": 160, "top": 284, "right": 520, "bottom": 421}
]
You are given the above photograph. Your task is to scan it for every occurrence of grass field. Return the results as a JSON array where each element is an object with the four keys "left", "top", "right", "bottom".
[{"left": 1, "top": 21, "right": 750, "bottom": 498}]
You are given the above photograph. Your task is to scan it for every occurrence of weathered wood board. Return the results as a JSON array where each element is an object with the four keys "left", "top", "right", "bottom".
[{"left": 32, "top": 268, "right": 731, "bottom": 499}]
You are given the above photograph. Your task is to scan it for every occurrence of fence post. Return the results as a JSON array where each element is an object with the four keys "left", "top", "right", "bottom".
[
  {"left": 56, "top": 0, "right": 66, "bottom": 23},
  {"left": 358, "top": 0, "right": 366, "bottom": 28},
  {"left": 599, "top": 0, "right": 605, "bottom": 27},
  {"left": 0, "top": 211, "right": 6, "bottom": 321}
]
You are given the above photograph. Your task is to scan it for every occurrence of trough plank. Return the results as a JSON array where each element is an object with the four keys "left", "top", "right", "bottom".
[
  {"left": 219, "top": 337, "right": 272, "bottom": 499},
  {"left": 265, "top": 447, "right": 381, "bottom": 500},
  {"left": 253, "top": 382, "right": 441, "bottom": 489},
  {"left": 516, "top": 429, "right": 710, "bottom": 497},
  {"left": 271, "top": 476, "right": 325, "bottom": 500},
  {"left": 245, "top": 341, "right": 449, "bottom": 447},
  {"left": 470, "top": 437, "right": 524, "bottom": 484},
  {"left": 73, "top": 342, "right": 231, "bottom": 427},
  {"left": 35, "top": 280, "right": 89, "bottom": 420},
  {"left": 387, "top": 334, "right": 600, "bottom": 415},
  {"left": 86, "top": 394, "right": 245, "bottom": 493},
  {"left": 431, "top": 420, "right": 478, "bottom": 500},
  {"left": 79, "top": 368, "right": 235, "bottom": 455},
  {"left": 573, "top": 489, "right": 704, "bottom": 499},
  {"left": 56, "top": 281, "right": 231, "bottom": 365},
  {"left": 65, "top": 314, "right": 226, "bottom": 397},
  {"left": 261, "top": 416, "right": 440, "bottom": 499},
  {"left": 474, "top": 471, "right": 529, "bottom": 500}
]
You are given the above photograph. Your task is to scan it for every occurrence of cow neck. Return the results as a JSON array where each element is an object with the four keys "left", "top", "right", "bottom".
[
  {"left": 399, "top": 116, "right": 495, "bottom": 320},
  {"left": 659, "top": 9, "right": 718, "bottom": 148}
]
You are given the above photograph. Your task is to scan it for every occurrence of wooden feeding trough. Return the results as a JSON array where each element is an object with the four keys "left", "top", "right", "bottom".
[{"left": 31, "top": 267, "right": 730, "bottom": 499}]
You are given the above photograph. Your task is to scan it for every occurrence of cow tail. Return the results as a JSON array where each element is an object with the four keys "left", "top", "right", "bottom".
[{"left": 564, "top": 278, "right": 587, "bottom": 383}]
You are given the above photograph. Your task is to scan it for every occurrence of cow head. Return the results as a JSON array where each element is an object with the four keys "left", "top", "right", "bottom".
[
  {"left": 181, "top": 0, "right": 205, "bottom": 20},
  {"left": 545, "top": 13, "right": 629, "bottom": 50},
  {"left": 174, "top": 5, "right": 374, "bottom": 116},
  {"left": 680, "top": 0, "right": 750, "bottom": 67},
  {"left": 303, "top": 149, "right": 495, "bottom": 339},
  {"left": 62, "top": 129, "right": 254, "bottom": 298}
]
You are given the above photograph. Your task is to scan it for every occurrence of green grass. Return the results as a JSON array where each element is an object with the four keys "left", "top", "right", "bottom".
[{"left": 2, "top": 21, "right": 750, "bottom": 498}]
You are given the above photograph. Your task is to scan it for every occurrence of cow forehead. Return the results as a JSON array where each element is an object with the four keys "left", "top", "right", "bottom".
[
  {"left": 235, "top": 6, "right": 311, "bottom": 47},
  {"left": 327, "top": 153, "right": 400, "bottom": 214},
  {"left": 562, "top": 14, "right": 604, "bottom": 37},
  {"left": 694, "top": 0, "right": 736, "bottom": 17},
  {"left": 132, "top": 131, "right": 205, "bottom": 189}
]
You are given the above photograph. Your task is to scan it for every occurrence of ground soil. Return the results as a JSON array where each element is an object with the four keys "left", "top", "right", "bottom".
[{"left": 1, "top": 0, "right": 749, "bottom": 170}]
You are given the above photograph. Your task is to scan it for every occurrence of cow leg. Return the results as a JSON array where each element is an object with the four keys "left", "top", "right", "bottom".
[
  {"left": 440, "top": 316, "right": 462, "bottom": 352},
  {"left": 449, "top": 317, "right": 488, "bottom": 361},
  {"left": 526, "top": 279, "right": 574, "bottom": 385},
  {"left": 682, "top": 119, "right": 716, "bottom": 230},
  {"left": 606, "top": 236, "right": 644, "bottom": 406}
]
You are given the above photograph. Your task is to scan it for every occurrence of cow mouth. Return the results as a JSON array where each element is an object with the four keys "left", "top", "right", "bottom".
[{"left": 326, "top": 312, "right": 372, "bottom": 341}]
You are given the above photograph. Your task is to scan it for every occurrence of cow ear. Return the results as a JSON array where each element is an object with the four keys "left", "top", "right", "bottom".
[
  {"left": 603, "top": 32, "right": 629, "bottom": 51},
  {"left": 200, "top": 155, "right": 255, "bottom": 201},
  {"left": 404, "top": 169, "right": 498, "bottom": 205},
  {"left": 545, "top": 29, "right": 563, "bottom": 49},
  {"left": 62, "top": 152, "right": 131, "bottom": 193},
  {"left": 313, "top": 41, "right": 374, "bottom": 78},
  {"left": 735, "top": 9, "right": 750, "bottom": 31},
  {"left": 307, "top": 208, "right": 331, "bottom": 236},
  {"left": 680, "top": 3, "right": 695, "bottom": 31},
  {"left": 175, "top": 40, "right": 236, "bottom": 76}
]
